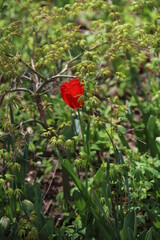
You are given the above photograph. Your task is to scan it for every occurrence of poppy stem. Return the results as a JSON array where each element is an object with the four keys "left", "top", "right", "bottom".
[
  {"left": 77, "top": 110, "right": 85, "bottom": 150},
  {"left": 77, "top": 110, "right": 88, "bottom": 190},
  {"left": 104, "top": 128, "right": 118, "bottom": 164}
]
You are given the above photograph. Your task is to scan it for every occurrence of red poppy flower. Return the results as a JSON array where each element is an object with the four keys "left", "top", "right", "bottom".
[{"left": 60, "top": 78, "right": 84, "bottom": 109}]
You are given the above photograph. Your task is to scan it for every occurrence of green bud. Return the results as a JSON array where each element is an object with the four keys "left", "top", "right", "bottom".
[
  {"left": 65, "top": 139, "right": 73, "bottom": 149},
  {"left": 0, "top": 178, "right": 5, "bottom": 186},
  {"left": 99, "top": 121, "right": 102, "bottom": 126},
  {"left": 59, "top": 135, "right": 65, "bottom": 141},
  {"left": 156, "top": 137, "right": 160, "bottom": 144},
  {"left": 22, "top": 199, "right": 34, "bottom": 213},
  {"left": 79, "top": 152, "right": 88, "bottom": 160},
  {"left": 72, "top": 136, "right": 81, "bottom": 143},
  {"left": 57, "top": 139, "right": 63, "bottom": 145},
  {"left": 118, "top": 125, "right": 126, "bottom": 135},
  {"left": 0, "top": 217, "right": 11, "bottom": 233},
  {"left": 89, "top": 96, "right": 100, "bottom": 106},
  {"left": 50, "top": 136, "right": 57, "bottom": 146},
  {"left": 86, "top": 92, "right": 92, "bottom": 97},
  {"left": 44, "top": 60, "right": 49, "bottom": 65}
]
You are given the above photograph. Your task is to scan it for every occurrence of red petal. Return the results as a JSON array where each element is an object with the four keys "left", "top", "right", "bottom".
[{"left": 60, "top": 78, "right": 84, "bottom": 109}]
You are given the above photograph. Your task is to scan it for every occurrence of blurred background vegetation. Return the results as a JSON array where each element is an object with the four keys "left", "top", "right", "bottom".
[{"left": 0, "top": 0, "right": 160, "bottom": 239}]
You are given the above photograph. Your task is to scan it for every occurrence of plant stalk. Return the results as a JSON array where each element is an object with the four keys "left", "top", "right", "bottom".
[{"left": 77, "top": 110, "right": 88, "bottom": 190}]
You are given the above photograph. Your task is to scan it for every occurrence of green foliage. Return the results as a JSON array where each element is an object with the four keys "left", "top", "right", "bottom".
[{"left": 0, "top": 0, "right": 160, "bottom": 239}]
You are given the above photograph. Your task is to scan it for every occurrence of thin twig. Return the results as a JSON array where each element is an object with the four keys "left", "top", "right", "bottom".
[
  {"left": 94, "top": 59, "right": 104, "bottom": 80},
  {"left": 36, "top": 74, "right": 76, "bottom": 94},
  {"left": 31, "top": 58, "right": 39, "bottom": 83},
  {"left": 44, "top": 200, "right": 53, "bottom": 215},
  {"left": 105, "top": 128, "right": 118, "bottom": 163},
  {"left": 0, "top": 119, "right": 47, "bottom": 139},
  {"left": 36, "top": 41, "right": 109, "bottom": 94},
  {"left": 20, "top": 75, "right": 32, "bottom": 82},
  {"left": 0, "top": 88, "right": 33, "bottom": 106},
  {"left": 17, "top": 119, "right": 47, "bottom": 129},
  {"left": 20, "top": 58, "right": 47, "bottom": 81},
  {"left": 43, "top": 162, "right": 58, "bottom": 201},
  {"left": 9, "top": 88, "right": 34, "bottom": 95}
]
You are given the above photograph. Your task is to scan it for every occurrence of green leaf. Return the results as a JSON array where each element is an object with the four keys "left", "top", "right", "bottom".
[
  {"left": 127, "top": 227, "right": 133, "bottom": 240},
  {"left": 118, "top": 125, "right": 126, "bottom": 135},
  {"left": 92, "top": 191, "right": 120, "bottom": 240},
  {"left": 137, "top": 230, "right": 147, "bottom": 240},
  {"left": 62, "top": 159, "right": 88, "bottom": 199},
  {"left": 39, "top": 217, "right": 54, "bottom": 240},
  {"left": 94, "top": 168, "right": 105, "bottom": 183},
  {"left": 5, "top": 173, "right": 14, "bottom": 181},
  {"left": 153, "top": 219, "right": 160, "bottom": 229},
  {"left": 91, "top": 208, "right": 112, "bottom": 240},
  {"left": 117, "top": 151, "right": 130, "bottom": 207},
  {"left": 0, "top": 178, "right": 5, "bottom": 186},
  {"left": 73, "top": 190, "right": 86, "bottom": 215},
  {"left": 0, "top": 226, "right": 6, "bottom": 239},
  {"left": 120, "top": 210, "right": 137, "bottom": 240},
  {"left": 145, "top": 228, "right": 152, "bottom": 240},
  {"left": 29, "top": 141, "right": 36, "bottom": 152},
  {"left": 7, "top": 222, "right": 19, "bottom": 240},
  {"left": 147, "top": 115, "right": 158, "bottom": 157},
  {"left": 22, "top": 199, "right": 35, "bottom": 216}
]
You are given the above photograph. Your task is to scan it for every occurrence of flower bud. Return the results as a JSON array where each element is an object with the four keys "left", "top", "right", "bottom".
[
  {"left": 57, "top": 139, "right": 63, "bottom": 145},
  {"left": 0, "top": 217, "right": 11, "bottom": 233},
  {"left": 65, "top": 139, "right": 73, "bottom": 149},
  {"left": 22, "top": 199, "right": 34, "bottom": 213}
]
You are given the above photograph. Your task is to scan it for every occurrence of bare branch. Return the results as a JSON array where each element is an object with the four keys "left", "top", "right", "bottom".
[
  {"left": 20, "top": 75, "right": 32, "bottom": 82},
  {"left": 0, "top": 119, "right": 48, "bottom": 139},
  {"left": 18, "top": 41, "right": 109, "bottom": 96},
  {"left": 17, "top": 119, "right": 47, "bottom": 129},
  {"left": 35, "top": 95, "right": 48, "bottom": 129},
  {"left": 31, "top": 58, "right": 39, "bottom": 83},
  {"left": 36, "top": 74, "right": 76, "bottom": 94},
  {"left": 9, "top": 88, "right": 34, "bottom": 95},
  {"left": 35, "top": 41, "right": 108, "bottom": 94},
  {"left": 43, "top": 162, "right": 58, "bottom": 201},
  {"left": 20, "top": 58, "right": 47, "bottom": 81},
  {"left": 0, "top": 88, "right": 33, "bottom": 107}
]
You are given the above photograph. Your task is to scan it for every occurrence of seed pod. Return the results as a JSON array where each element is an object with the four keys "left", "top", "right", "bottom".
[
  {"left": 0, "top": 216, "right": 11, "bottom": 233},
  {"left": 22, "top": 199, "right": 34, "bottom": 213}
]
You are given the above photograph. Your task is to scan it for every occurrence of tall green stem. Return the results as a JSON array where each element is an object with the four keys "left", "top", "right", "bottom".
[
  {"left": 77, "top": 110, "right": 88, "bottom": 189},
  {"left": 105, "top": 128, "right": 118, "bottom": 164},
  {"left": 77, "top": 110, "right": 86, "bottom": 151}
]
